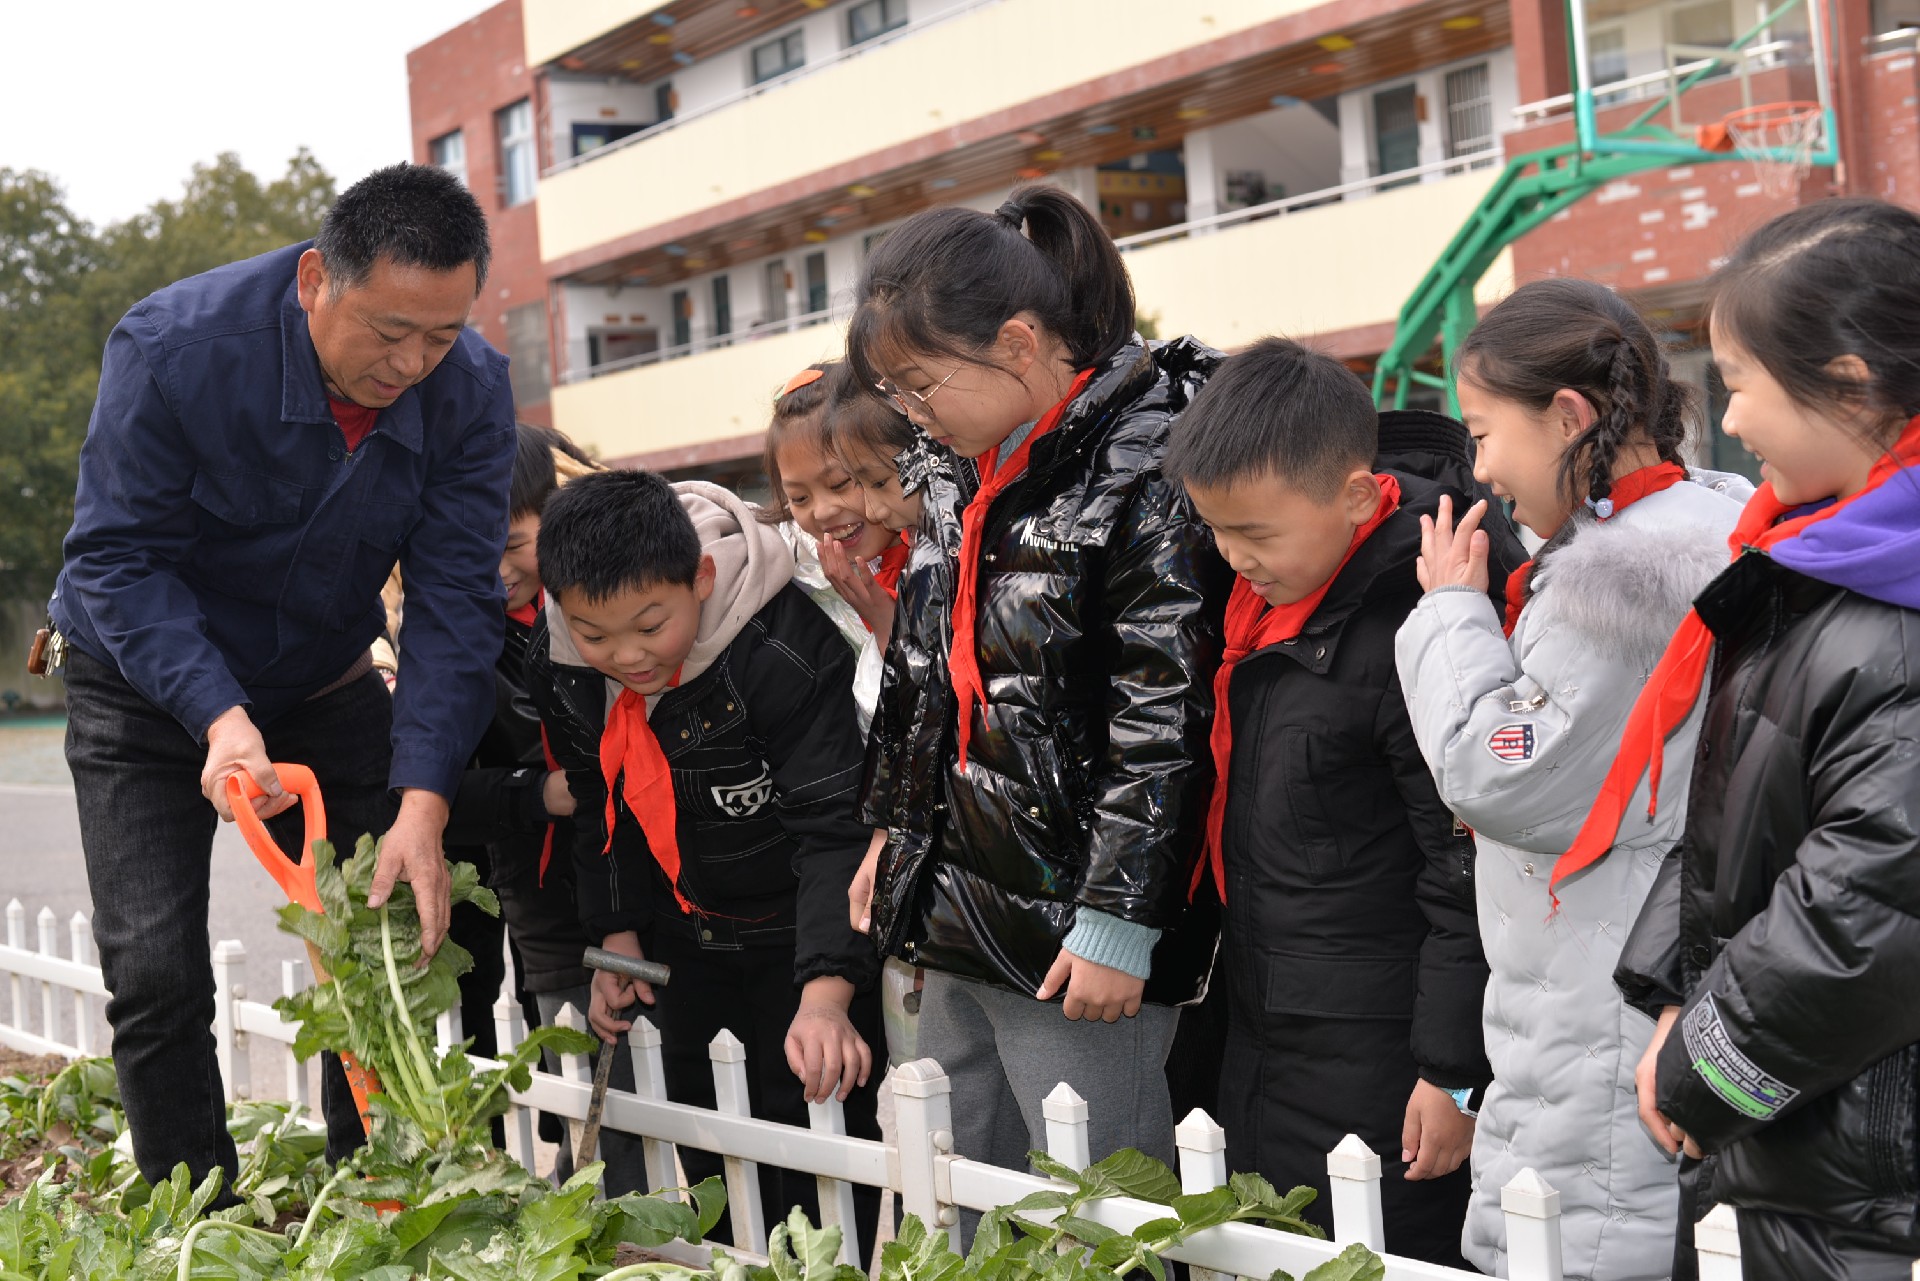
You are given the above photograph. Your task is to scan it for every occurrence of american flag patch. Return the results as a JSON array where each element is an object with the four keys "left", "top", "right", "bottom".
[{"left": 1487, "top": 723, "right": 1536, "bottom": 763}]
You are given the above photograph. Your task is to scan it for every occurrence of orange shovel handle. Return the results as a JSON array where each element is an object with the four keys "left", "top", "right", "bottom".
[{"left": 226, "top": 765, "right": 327, "bottom": 914}]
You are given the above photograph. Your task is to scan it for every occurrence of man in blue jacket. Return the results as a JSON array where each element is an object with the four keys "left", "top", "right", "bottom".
[{"left": 49, "top": 164, "right": 515, "bottom": 1194}]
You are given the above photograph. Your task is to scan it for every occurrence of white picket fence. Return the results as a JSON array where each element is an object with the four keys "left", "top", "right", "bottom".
[{"left": 0, "top": 900, "right": 1763, "bottom": 1281}]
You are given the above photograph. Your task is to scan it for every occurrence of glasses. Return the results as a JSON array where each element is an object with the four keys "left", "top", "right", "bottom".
[{"left": 876, "top": 366, "right": 959, "bottom": 415}]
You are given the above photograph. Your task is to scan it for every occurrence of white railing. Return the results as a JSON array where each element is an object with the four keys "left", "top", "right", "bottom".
[
  {"left": 0, "top": 902, "right": 1768, "bottom": 1280},
  {"left": 1510, "top": 40, "right": 1793, "bottom": 122},
  {"left": 562, "top": 301, "right": 853, "bottom": 386},
  {"left": 1112, "top": 149, "right": 1506, "bottom": 254},
  {"left": 541, "top": 0, "right": 1007, "bottom": 178}
]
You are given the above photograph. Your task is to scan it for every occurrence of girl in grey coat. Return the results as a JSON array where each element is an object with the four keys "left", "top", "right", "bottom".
[{"left": 1394, "top": 280, "right": 1749, "bottom": 1280}]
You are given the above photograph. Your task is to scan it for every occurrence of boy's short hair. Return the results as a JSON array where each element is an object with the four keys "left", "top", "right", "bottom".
[
  {"left": 537, "top": 470, "right": 701, "bottom": 601},
  {"left": 1165, "top": 338, "right": 1379, "bottom": 501}
]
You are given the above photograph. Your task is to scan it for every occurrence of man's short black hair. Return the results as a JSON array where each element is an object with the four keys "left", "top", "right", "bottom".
[
  {"left": 537, "top": 470, "right": 701, "bottom": 601},
  {"left": 1165, "top": 337, "right": 1379, "bottom": 501},
  {"left": 314, "top": 163, "right": 491, "bottom": 294}
]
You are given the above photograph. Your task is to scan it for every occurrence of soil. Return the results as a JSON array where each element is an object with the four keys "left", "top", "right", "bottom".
[{"left": 0, "top": 1047, "right": 83, "bottom": 1202}]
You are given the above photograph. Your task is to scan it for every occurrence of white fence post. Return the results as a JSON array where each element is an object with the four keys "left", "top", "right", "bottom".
[
  {"left": 5, "top": 901, "right": 23, "bottom": 1034},
  {"left": 554, "top": 1002, "right": 594, "bottom": 1181},
  {"left": 1695, "top": 1203, "right": 1742, "bottom": 1281},
  {"left": 1501, "top": 1168, "right": 1565, "bottom": 1281},
  {"left": 710, "top": 1029, "right": 768, "bottom": 1254},
  {"left": 491, "top": 994, "right": 536, "bottom": 1170},
  {"left": 211, "top": 939, "right": 249, "bottom": 1103},
  {"left": 36, "top": 907, "right": 57, "bottom": 1047},
  {"left": 891, "top": 1059, "right": 959, "bottom": 1248},
  {"left": 807, "top": 1095, "right": 860, "bottom": 1266},
  {"left": 1174, "top": 1109, "right": 1228, "bottom": 1195},
  {"left": 1042, "top": 1083, "right": 1091, "bottom": 1172},
  {"left": 436, "top": 1004, "right": 463, "bottom": 1051},
  {"left": 1326, "top": 1133, "right": 1386, "bottom": 1253},
  {"left": 68, "top": 913, "right": 92, "bottom": 1057},
  {"left": 282, "top": 959, "right": 310, "bottom": 1109},
  {"left": 628, "top": 1017, "right": 682, "bottom": 1199}
]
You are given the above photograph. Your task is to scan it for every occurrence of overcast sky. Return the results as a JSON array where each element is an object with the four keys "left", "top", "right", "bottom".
[{"left": 4, "top": 0, "right": 495, "bottom": 226}]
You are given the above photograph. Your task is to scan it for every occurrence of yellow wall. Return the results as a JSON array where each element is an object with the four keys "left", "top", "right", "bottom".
[
  {"left": 1125, "top": 171, "right": 1514, "bottom": 347},
  {"left": 555, "top": 175, "right": 1511, "bottom": 460},
  {"left": 538, "top": 0, "right": 1329, "bottom": 265},
  {"left": 524, "top": 0, "right": 673, "bottom": 69},
  {"left": 551, "top": 323, "right": 850, "bottom": 460}
]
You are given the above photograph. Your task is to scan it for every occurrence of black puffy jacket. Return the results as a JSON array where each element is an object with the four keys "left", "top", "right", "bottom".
[
  {"left": 861, "top": 337, "right": 1232, "bottom": 1004},
  {"left": 1616, "top": 551, "right": 1920, "bottom": 1247},
  {"left": 528, "top": 587, "right": 879, "bottom": 990}
]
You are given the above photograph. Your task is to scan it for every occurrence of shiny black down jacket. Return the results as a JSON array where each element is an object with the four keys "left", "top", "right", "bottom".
[
  {"left": 860, "top": 338, "right": 1231, "bottom": 1004},
  {"left": 1615, "top": 551, "right": 1920, "bottom": 1257}
]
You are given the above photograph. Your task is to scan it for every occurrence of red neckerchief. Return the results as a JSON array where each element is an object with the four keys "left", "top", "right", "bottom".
[
  {"left": 1503, "top": 462, "right": 1689, "bottom": 637},
  {"left": 950, "top": 368, "right": 1095, "bottom": 770},
  {"left": 507, "top": 597, "right": 542, "bottom": 629},
  {"left": 1190, "top": 475, "right": 1402, "bottom": 902},
  {"left": 871, "top": 535, "right": 912, "bottom": 601},
  {"left": 1555, "top": 420, "right": 1920, "bottom": 904},
  {"left": 599, "top": 667, "right": 692, "bottom": 913}
]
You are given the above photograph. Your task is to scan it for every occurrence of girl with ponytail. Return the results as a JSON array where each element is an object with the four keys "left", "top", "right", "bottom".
[
  {"left": 843, "top": 184, "right": 1229, "bottom": 1203},
  {"left": 1392, "top": 277, "right": 1750, "bottom": 1280}
]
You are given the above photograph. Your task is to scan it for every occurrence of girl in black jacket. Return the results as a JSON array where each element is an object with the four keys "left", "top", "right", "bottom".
[
  {"left": 1606, "top": 198, "right": 1920, "bottom": 1279},
  {"left": 844, "top": 185, "right": 1229, "bottom": 1196}
]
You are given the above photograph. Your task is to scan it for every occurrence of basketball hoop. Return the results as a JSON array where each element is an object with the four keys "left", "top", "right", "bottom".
[{"left": 1696, "top": 102, "right": 1825, "bottom": 198}]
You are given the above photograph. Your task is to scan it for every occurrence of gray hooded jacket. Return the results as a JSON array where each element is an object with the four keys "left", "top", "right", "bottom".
[{"left": 1394, "top": 472, "right": 1749, "bottom": 1280}]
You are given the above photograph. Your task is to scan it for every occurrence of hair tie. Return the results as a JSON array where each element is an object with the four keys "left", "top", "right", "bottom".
[
  {"left": 995, "top": 200, "right": 1025, "bottom": 230},
  {"left": 777, "top": 367, "right": 825, "bottom": 400},
  {"left": 1585, "top": 494, "right": 1617, "bottom": 520}
]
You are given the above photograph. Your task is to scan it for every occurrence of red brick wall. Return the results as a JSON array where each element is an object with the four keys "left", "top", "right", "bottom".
[
  {"left": 407, "top": 0, "right": 551, "bottom": 426},
  {"left": 1860, "top": 45, "right": 1920, "bottom": 201}
]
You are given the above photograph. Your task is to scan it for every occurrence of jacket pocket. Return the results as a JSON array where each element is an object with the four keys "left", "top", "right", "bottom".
[
  {"left": 191, "top": 469, "right": 304, "bottom": 530},
  {"left": 1264, "top": 950, "right": 1418, "bottom": 1021},
  {"left": 356, "top": 499, "right": 416, "bottom": 552},
  {"left": 1278, "top": 726, "right": 1346, "bottom": 882},
  {"left": 1866, "top": 1045, "right": 1919, "bottom": 1201}
]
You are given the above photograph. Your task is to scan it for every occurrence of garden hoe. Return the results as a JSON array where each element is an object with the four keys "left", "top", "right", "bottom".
[{"left": 578, "top": 945, "right": 672, "bottom": 1165}]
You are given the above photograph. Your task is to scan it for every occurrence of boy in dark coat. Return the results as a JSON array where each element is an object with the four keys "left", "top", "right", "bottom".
[
  {"left": 1163, "top": 339, "right": 1501, "bottom": 1267},
  {"left": 525, "top": 469, "right": 882, "bottom": 1252}
]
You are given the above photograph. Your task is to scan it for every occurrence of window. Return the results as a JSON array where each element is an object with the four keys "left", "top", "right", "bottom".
[
  {"left": 1874, "top": 0, "right": 1920, "bottom": 32},
  {"left": 765, "top": 260, "right": 789, "bottom": 323},
  {"left": 1588, "top": 24, "right": 1630, "bottom": 87},
  {"left": 429, "top": 130, "right": 467, "bottom": 187},
  {"left": 848, "top": 0, "right": 907, "bottom": 45},
  {"left": 805, "top": 252, "right": 828, "bottom": 314},
  {"left": 496, "top": 99, "right": 536, "bottom": 207},
  {"left": 670, "top": 289, "right": 691, "bottom": 348},
  {"left": 655, "top": 81, "right": 676, "bottom": 123},
  {"left": 1668, "top": 0, "right": 1735, "bottom": 50},
  {"left": 1445, "top": 62, "right": 1494, "bottom": 158},
  {"left": 570, "top": 122, "right": 644, "bottom": 157},
  {"left": 503, "top": 303, "right": 551, "bottom": 408},
  {"left": 751, "top": 30, "right": 805, "bottom": 84},
  {"left": 712, "top": 275, "right": 732, "bottom": 338},
  {"left": 1372, "top": 84, "right": 1421, "bottom": 179}
]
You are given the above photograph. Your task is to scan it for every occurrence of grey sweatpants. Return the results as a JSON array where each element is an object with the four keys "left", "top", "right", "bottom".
[{"left": 915, "top": 968, "right": 1179, "bottom": 1239}]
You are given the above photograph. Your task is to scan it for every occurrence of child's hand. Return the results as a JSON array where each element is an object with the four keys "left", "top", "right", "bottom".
[
  {"left": 588, "top": 930, "right": 657, "bottom": 1043},
  {"left": 1637, "top": 1005, "right": 1699, "bottom": 1157},
  {"left": 850, "top": 828, "right": 885, "bottom": 934},
  {"left": 1402, "top": 1079, "right": 1475, "bottom": 1179},
  {"left": 1035, "top": 949, "right": 1145, "bottom": 1023},
  {"left": 542, "top": 770, "right": 576, "bottom": 818},
  {"left": 784, "top": 976, "right": 873, "bottom": 1103},
  {"left": 819, "top": 534, "right": 895, "bottom": 645},
  {"left": 1416, "top": 495, "right": 1491, "bottom": 593}
]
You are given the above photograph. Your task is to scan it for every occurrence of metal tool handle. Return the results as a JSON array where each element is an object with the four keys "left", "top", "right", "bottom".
[{"left": 582, "top": 947, "right": 672, "bottom": 988}]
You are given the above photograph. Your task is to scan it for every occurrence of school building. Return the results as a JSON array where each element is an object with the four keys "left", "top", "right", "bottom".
[{"left": 408, "top": 0, "right": 1920, "bottom": 485}]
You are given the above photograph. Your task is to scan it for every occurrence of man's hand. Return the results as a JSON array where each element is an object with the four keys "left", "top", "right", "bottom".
[
  {"left": 589, "top": 931, "right": 657, "bottom": 1043},
  {"left": 368, "top": 789, "right": 452, "bottom": 958},
  {"left": 785, "top": 975, "right": 874, "bottom": 1103},
  {"left": 1416, "top": 494, "right": 1492, "bottom": 594},
  {"left": 202, "top": 706, "right": 295, "bottom": 822},
  {"left": 1638, "top": 1005, "right": 1699, "bottom": 1157},
  {"left": 542, "top": 770, "right": 577, "bottom": 819},
  {"left": 818, "top": 535, "right": 895, "bottom": 648},
  {"left": 1402, "top": 1079, "right": 1475, "bottom": 1180},
  {"left": 1035, "top": 949, "right": 1144, "bottom": 1023},
  {"left": 850, "top": 828, "right": 885, "bottom": 935}
]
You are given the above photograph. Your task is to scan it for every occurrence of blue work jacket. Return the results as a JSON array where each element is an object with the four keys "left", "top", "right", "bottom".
[{"left": 51, "top": 241, "right": 515, "bottom": 800}]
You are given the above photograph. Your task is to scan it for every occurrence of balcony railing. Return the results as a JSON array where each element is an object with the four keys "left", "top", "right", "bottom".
[
  {"left": 1510, "top": 40, "right": 1794, "bottom": 121},
  {"left": 543, "top": 0, "right": 1004, "bottom": 177},
  {"left": 1113, "top": 148, "right": 1506, "bottom": 253},
  {"left": 565, "top": 302, "right": 853, "bottom": 385}
]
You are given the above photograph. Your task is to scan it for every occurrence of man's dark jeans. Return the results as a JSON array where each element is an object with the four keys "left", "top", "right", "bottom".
[{"left": 64, "top": 647, "right": 397, "bottom": 1194}]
